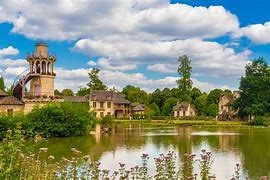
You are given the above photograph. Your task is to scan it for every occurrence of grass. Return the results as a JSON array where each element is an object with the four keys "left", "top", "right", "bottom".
[{"left": 112, "top": 119, "right": 264, "bottom": 128}]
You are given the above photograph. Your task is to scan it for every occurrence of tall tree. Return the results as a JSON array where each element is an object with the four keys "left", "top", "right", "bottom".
[
  {"left": 0, "top": 76, "right": 5, "bottom": 91},
  {"left": 61, "top": 89, "right": 74, "bottom": 96},
  {"left": 176, "top": 55, "right": 193, "bottom": 93},
  {"left": 122, "top": 85, "right": 149, "bottom": 104},
  {"left": 87, "top": 68, "right": 107, "bottom": 91},
  {"left": 233, "top": 58, "right": 270, "bottom": 116}
]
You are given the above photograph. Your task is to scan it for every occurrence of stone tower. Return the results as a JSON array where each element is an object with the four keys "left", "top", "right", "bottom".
[{"left": 27, "top": 41, "right": 56, "bottom": 97}]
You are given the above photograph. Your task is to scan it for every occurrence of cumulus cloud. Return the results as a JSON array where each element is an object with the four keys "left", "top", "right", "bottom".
[
  {"left": 0, "top": 46, "right": 19, "bottom": 56},
  {"left": 234, "top": 22, "right": 270, "bottom": 44},
  {"left": 147, "top": 63, "right": 175, "bottom": 73},
  {"left": 75, "top": 38, "right": 249, "bottom": 78},
  {"left": 87, "top": 60, "right": 97, "bottom": 66},
  {"left": 0, "top": 0, "right": 239, "bottom": 40},
  {"left": 53, "top": 68, "right": 233, "bottom": 92}
]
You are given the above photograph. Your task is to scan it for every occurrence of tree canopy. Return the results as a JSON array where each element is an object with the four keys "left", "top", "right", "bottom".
[
  {"left": 234, "top": 58, "right": 270, "bottom": 116},
  {"left": 61, "top": 89, "right": 74, "bottom": 96},
  {"left": 0, "top": 77, "right": 5, "bottom": 92},
  {"left": 176, "top": 55, "right": 193, "bottom": 93},
  {"left": 87, "top": 68, "right": 107, "bottom": 91}
]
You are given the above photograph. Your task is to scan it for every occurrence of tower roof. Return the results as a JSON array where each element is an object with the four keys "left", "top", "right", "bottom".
[{"left": 35, "top": 40, "right": 48, "bottom": 47}]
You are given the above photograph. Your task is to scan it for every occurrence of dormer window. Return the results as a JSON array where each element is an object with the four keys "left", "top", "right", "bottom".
[
  {"left": 106, "top": 94, "right": 111, "bottom": 100},
  {"left": 92, "top": 94, "right": 97, "bottom": 100}
]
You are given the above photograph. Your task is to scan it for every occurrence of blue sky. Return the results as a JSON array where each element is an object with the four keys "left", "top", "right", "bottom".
[{"left": 0, "top": 0, "right": 270, "bottom": 92}]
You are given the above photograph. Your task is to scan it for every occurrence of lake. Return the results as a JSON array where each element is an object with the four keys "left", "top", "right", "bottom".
[{"left": 32, "top": 123, "right": 270, "bottom": 179}]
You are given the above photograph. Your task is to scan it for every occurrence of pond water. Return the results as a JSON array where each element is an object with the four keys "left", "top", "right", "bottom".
[{"left": 32, "top": 124, "right": 270, "bottom": 179}]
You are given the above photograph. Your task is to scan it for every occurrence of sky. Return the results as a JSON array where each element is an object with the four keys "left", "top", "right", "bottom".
[{"left": 0, "top": 0, "right": 270, "bottom": 93}]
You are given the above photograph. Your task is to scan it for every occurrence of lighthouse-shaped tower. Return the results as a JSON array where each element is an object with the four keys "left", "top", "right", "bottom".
[{"left": 27, "top": 41, "right": 56, "bottom": 97}]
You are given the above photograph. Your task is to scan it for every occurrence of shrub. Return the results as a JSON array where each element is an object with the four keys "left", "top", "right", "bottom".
[
  {"left": 100, "top": 115, "right": 113, "bottom": 125},
  {"left": 252, "top": 117, "right": 266, "bottom": 126},
  {"left": 24, "top": 102, "right": 95, "bottom": 137}
]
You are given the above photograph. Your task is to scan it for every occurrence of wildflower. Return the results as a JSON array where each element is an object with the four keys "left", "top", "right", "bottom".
[
  {"left": 71, "top": 148, "right": 81, "bottom": 155},
  {"left": 82, "top": 155, "right": 90, "bottom": 162},
  {"left": 119, "top": 162, "right": 125, "bottom": 168},
  {"left": 39, "top": 147, "right": 48, "bottom": 153},
  {"left": 48, "top": 155, "right": 55, "bottom": 160},
  {"left": 62, "top": 157, "right": 70, "bottom": 163}
]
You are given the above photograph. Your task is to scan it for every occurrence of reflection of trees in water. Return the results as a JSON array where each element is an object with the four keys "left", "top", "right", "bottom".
[{"left": 31, "top": 125, "right": 270, "bottom": 179}]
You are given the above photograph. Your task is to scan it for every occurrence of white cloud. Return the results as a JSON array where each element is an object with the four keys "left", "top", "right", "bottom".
[
  {"left": 97, "top": 58, "right": 137, "bottom": 71},
  {"left": 0, "top": 1, "right": 239, "bottom": 40},
  {"left": 52, "top": 68, "right": 232, "bottom": 92},
  {"left": 75, "top": 38, "right": 249, "bottom": 78},
  {"left": 0, "top": 46, "right": 19, "bottom": 56},
  {"left": 4, "top": 66, "right": 28, "bottom": 76},
  {"left": 87, "top": 60, "right": 97, "bottom": 66},
  {"left": 147, "top": 63, "right": 175, "bottom": 73},
  {"left": 234, "top": 22, "right": 270, "bottom": 44}
]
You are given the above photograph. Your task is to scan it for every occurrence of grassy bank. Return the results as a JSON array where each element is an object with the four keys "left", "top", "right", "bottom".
[{"left": 112, "top": 119, "right": 268, "bottom": 128}]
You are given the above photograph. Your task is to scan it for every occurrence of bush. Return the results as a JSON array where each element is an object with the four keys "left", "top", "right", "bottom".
[
  {"left": 100, "top": 115, "right": 113, "bottom": 125},
  {"left": 252, "top": 117, "right": 266, "bottom": 126},
  {"left": 24, "top": 102, "right": 95, "bottom": 138},
  {"left": 0, "top": 113, "right": 26, "bottom": 140}
]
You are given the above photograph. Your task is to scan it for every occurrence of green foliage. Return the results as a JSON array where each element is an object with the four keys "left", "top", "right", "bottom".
[
  {"left": 24, "top": 103, "right": 95, "bottom": 137},
  {"left": 149, "top": 103, "right": 160, "bottom": 116},
  {"left": 176, "top": 55, "right": 193, "bottom": 93},
  {"left": 61, "top": 88, "right": 74, "bottom": 96},
  {"left": 194, "top": 94, "right": 208, "bottom": 115},
  {"left": 161, "top": 97, "right": 178, "bottom": 116},
  {"left": 122, "top": 85, "right": 149, "bottom": 104},
  {"left": 76, "top": 87, "right": 90, "bottom": 96},
  {"left": 54, "top": 89, "right": 61, "bottom": 96},
  {"left": 206, "top": 89, "right": 223, "bottom": 105},
  {"left": 234, "top": 58, "right": 270, "bottom": 116},
  {"left": 0, "top": 76, "right": 5, "bottom": 91},
  {"left": 87, "top": 68, "right": 107, "bottom": 90},
  {"left": 191, "top": 87, "right": 202, "bottom": 100},
  {"left": 252, "top": 117, "right": 266, "bottom": 126},
  {"left": 0, "top": 113, "right": 26, "bottom": 140},
  {"left": 100, "top": 115, "right": 113, "bottom": 125},
  {"left": 206, "top": 103, "right": 218, "bottom": 117}
]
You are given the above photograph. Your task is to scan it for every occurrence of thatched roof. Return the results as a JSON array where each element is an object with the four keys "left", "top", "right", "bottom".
[
  {"left": 90, "top": 90, "right": 130, "bottom": 104},
  {"left": 173, "top": 102, "right": 190, "bottom": 111},
  {"left": 0, "top": 96, "right": 24, "bottom": 105},
  {"left": 131, "top": 103, "right": 145, "bottom": 111},
  {"left": 0, "top": 90, "right": 8, "bottom": 97}
]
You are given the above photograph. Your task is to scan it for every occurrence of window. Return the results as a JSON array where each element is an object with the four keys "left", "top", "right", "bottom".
[
  {"left": 100, "top": 112, "right": 104, "bottom": 118},
  {"left": 7, "top": 109, "right": 13, "bottom": 116},
  {"left": 221, "top": 105, "right": 224, "bottom": 110},
  {"left": 100, "top": 102, "right": 104, "bottom": 108},
  {"left": 107, "top": 102, "right": 111, "bottom": 108},
  {"left": 93, "top": 102, "right": 96, "bottom": 108},
  {"left": 183, "top": 110, "right": 186, "bottom": 116},
  {"left": 107, "top": 112, "right": 111, "bottom": 116}
]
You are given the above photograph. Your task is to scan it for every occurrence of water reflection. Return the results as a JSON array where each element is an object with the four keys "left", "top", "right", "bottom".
[{"left": 32, "top": 124, "right": 270, "bottom": 179}]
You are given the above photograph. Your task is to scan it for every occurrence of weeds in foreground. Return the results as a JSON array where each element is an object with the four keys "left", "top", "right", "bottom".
[{"left": 0, "top": 129, "right": 268, "bottom": 179}]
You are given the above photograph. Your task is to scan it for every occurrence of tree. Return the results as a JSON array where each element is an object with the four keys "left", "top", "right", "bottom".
[
  {"left": 233, "top": 58, "right": 270, "bottom": 116},
  {"left": 122, "top": 85, "right": 149, "bottom": 104},
  {"left": 87, "top": 68, "right": 107, "bottom": 90},
  {"left": 76, "top": 87, "right": 90, "bottom": 96},
  {"left": 176, "top": 55, "right": 192, "bottom": 93},
  {"left": 0, "top": 76, "right": 5, "bottom": 91},
  {"left": 206, "top": 103, "right": 218, "bottom": 116},
  {"left": 61, "top": 89, "right": 74, "bottom": 96},
  {"left": 161, "top": 97, "right": 178, "bottom": 116},
  {"left": 149, "top": 89, "right": 164, "bottom": 108},
  {"left": 149, "top": 103, "right": 160, "bottom": 116},
  {"left": 190, "top": 87, "right": 202, "bottom": 100},
  {"left": 54, "top": 89, "right": 61, "bottom": 96},
  {"left": 206, "top": 89, "right": 223, "bottom": 105},
  {"left": 194, "top": 94, "right": 207, "bottom": 115}
]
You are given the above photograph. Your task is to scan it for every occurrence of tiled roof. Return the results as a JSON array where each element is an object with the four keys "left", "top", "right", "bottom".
[
  {"left": 91, "top": 90, "right": 130, "bottom": 104},
  {"left": 0, "top": 96, "right": 24, "bottom": 105},
  {"left": 0, "top": 90, "right": 8, "bottom": 97},
  {"left": 173, "top": 102, "right": 190, "bottom": 111},
  {"left": 63, "top": 96, "right": 89, "bottom": 103}
]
